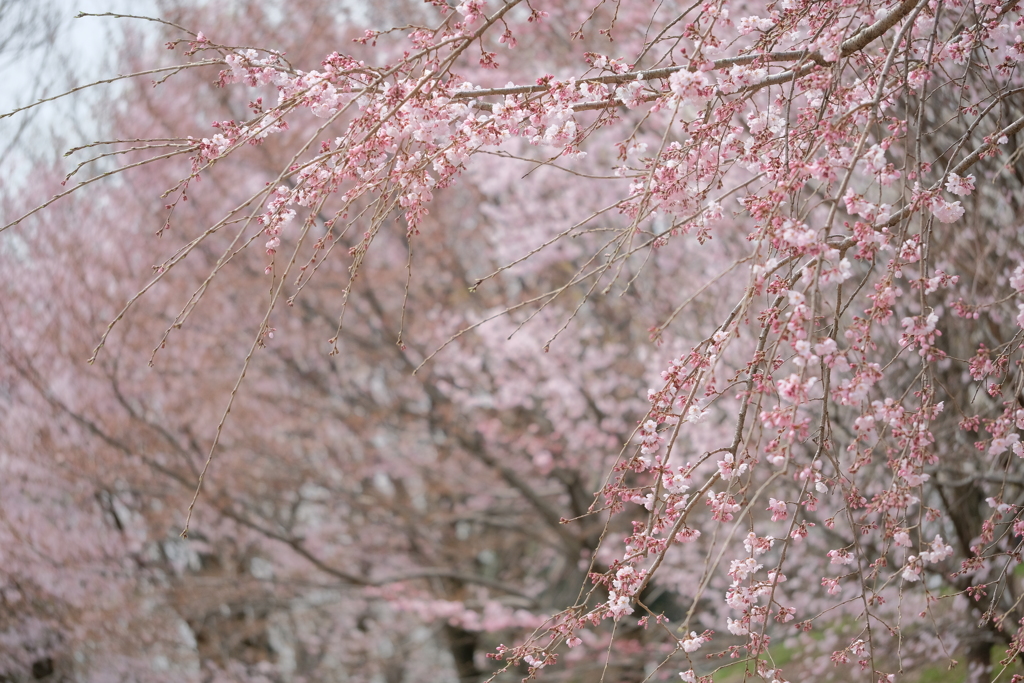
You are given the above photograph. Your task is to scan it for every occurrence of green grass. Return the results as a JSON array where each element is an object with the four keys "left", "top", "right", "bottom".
[{"left": 704, "top": 641, "right": 1022, "bottom": 683}]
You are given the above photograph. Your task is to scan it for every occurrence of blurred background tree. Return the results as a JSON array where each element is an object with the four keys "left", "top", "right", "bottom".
[{"left": 4, "top": 0, "right": 1024, "bottom": 682}]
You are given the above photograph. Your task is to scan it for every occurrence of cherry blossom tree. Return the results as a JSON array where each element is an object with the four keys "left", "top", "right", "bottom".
[
  {"left": 4, "top": 0, "right": 1024, "bottom": 681},
  {"left": 2, "top": 4, "right": 700, "bottom": 681}
]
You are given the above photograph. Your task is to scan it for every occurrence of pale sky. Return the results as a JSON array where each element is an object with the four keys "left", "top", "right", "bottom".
[{"left": 0, "top": 0, "right": 159, "bottom": 173}]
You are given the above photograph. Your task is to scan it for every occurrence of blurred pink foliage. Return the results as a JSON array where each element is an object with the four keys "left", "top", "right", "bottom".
[{"left": 3, "top": 0, "right": 1024, "bottom": 681}]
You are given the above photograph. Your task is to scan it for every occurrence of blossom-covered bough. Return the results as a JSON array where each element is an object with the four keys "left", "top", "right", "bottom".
[{"left": 5, "top": 0, "right": 1024, "bottom": 680}]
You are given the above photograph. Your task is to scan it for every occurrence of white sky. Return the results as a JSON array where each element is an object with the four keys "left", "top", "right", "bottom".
[{"left": 0, "top": 0, "right": 159, "bottom": 174}]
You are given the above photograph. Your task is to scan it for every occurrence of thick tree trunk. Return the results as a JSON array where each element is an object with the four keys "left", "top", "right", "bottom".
[
  {"left": 964, "top": 633, "right": 993, "bottom": 683},
  {"left": 938, "top": 478, "right": 998, "bottom": 683},
  {"left": 443, "top": 624, "right": 482, "bottom": 683}
]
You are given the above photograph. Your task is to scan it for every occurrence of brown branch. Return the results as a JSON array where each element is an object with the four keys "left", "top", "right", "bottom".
[
  {"left": 842, "top": 112, "right": 1024, "bottom": 242},
  {"left": 454, "top": 0, "right": 923, "bottom": 105}
]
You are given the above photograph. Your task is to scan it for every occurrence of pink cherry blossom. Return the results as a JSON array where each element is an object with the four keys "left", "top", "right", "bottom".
[{"left": 6, "top": 0, "right": 1024, "bottom": 680}]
